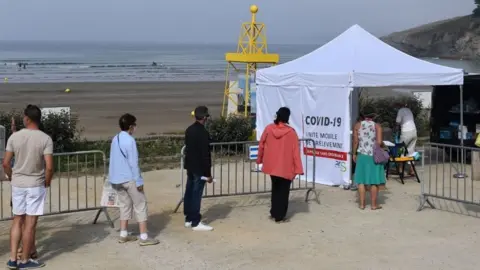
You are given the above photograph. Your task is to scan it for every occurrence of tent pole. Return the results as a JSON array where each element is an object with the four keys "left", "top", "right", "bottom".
[
  {"left": 460, "top": 85, "right": 465, "bottom": 174},
  {"left": 349, "top": 88, "right": 354, "bottom": 186},
  {"left": 455, "top": 85, "right": 467, "bottom": 179},
  {"left": 460, "top": 84, "right": 464, "bottom": 148}
]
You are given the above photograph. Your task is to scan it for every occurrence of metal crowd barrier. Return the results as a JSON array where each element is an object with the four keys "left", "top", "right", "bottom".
[
  {"left": 0, "top": 150, "right": 114, "bottom": 228},
  {"left": 418, "top": 143, "right": 480, "bottom": 211},
  {"left": 173, "top": 139, "right": 320, "bottom": 213}
]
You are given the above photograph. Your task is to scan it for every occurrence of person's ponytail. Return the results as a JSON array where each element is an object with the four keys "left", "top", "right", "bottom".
[{"left": 273, "top": 107, "right": 290, "bottom": 125}]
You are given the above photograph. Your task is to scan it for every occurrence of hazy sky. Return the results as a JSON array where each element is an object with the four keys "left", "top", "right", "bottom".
[{"left": 0, "top": 0, "right": 475, "bottom": 44}]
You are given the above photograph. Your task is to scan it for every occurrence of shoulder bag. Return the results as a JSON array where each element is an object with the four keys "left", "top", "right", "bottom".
[
  {"left": 100, "top": 133, "right": 125, "bottom": 208},
  {"left": 373, "top": 125, "right": 389, "bottom": 164},
  {"left": 373, "top": 143, "right": 389, "bottom": 165}
]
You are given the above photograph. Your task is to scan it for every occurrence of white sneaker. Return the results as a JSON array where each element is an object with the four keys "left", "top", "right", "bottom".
[
  {"left": 184, "top": 222, "right": 192, "bottom": 228},
  {"left": 192, "top": 222, "right": 213, "bottom": 231}
]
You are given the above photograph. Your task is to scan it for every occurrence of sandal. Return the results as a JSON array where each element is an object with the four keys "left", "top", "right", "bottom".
[
  {"left": 359, "top": 205, "right": 366, "bottom": 210},
  {"left": 371, "top": 206, "right": 383, "bottom": 210}
]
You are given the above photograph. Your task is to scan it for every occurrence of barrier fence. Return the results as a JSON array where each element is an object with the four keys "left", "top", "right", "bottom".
[
  {"left": 0, "top": 150, "right": 114, "bottom": 228},
  {"left": 173, "top": 139, "right": 320, "bottom": 213},
  {"left": 418, "top": 143, "right": 480, "bottom": 211}
]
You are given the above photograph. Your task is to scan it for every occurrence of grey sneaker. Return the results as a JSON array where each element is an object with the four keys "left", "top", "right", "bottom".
[
  {"left": 118, "top": 235, "right": 138, "bottom": 243},
  {"left": 139, "top": 237, "right": 160, "bottom": 246}
]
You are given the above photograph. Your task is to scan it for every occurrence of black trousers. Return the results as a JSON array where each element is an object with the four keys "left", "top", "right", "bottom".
[{"left": 270, "top": 175, "right": 291, "bottom": 222}]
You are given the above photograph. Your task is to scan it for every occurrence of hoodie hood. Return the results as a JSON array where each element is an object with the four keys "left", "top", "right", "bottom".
[{"left": 270, "top": 123, "right": 293, "bottom": 139}]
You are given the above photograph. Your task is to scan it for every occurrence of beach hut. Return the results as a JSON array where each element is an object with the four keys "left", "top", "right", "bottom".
[{"left": 255, "top": 24, "right": 464, "bottom": 186}]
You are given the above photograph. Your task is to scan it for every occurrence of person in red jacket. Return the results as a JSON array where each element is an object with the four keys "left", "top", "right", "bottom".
[{"left": 256, "top": 107, "right": 304, "bottom": 223}]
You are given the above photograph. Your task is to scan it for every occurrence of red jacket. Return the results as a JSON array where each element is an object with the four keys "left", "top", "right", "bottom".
[{"left": 256, "top": 123, "right": 304, "bottom": 180}]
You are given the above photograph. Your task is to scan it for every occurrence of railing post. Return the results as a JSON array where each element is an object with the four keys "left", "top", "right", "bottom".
[{"left": 1, "top": 150, "right": 114, "bottom": 226}]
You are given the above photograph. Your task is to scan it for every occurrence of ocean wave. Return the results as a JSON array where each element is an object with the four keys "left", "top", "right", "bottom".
[
  {"left": 89, "top": 64, "right": 165, "bottom": 68},
  {"left": 0, "top": 61, "right": 165, "bottom": 68},
  {"left": 1, "top": 61, "right": 81, "bottom": 65}
]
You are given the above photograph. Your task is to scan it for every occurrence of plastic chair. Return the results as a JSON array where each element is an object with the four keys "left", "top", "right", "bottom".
[{"left": 386, "top": 142, "right": 420, "bottom": 184}]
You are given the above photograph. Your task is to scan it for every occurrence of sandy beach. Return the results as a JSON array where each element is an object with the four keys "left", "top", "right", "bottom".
[
  {"left": 0, "top": 82, "right": 224, "bottom": 139},
  {"left": 0, "top": 82, "right": 417, "bottom": 141}
]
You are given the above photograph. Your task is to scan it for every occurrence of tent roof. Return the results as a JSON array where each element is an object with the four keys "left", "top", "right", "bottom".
[{"left": 256, "top": 25, "right": 464, "bottom": 87}]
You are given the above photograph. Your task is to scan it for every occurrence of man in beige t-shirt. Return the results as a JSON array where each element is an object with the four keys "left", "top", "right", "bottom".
[{"left": 3, "top": 105, "right": 53, "bottom": 269}]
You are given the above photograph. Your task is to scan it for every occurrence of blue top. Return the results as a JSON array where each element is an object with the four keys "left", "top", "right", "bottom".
[{"left": 108, "top": 131, "right": 143, "bottom": 187}]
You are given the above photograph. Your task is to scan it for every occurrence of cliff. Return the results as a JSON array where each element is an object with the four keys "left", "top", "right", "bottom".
[{"left": 382, "top": 15, "right": 480, "bottom": 60}]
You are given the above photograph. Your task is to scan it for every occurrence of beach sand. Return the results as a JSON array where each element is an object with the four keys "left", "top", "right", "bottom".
[{"left": 0, "top": 82, "right": 224, "bottom": 139}]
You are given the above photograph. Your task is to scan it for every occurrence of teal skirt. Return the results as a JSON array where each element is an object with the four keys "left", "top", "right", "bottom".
[{"left": 354, "top": 153, "right": 386, "bottom": 185}]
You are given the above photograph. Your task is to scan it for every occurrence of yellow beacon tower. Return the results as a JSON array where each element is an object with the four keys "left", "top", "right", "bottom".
[{"left": 222, "top": 5, "right": 279, "bottom": 117}]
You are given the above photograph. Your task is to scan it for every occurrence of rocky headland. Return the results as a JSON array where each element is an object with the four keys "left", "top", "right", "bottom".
[{"left": 382, "top": 15, "right": 480, "bottom": 60}]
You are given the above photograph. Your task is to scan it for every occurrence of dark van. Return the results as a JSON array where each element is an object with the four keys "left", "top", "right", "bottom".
[{"left": 430, "top": 74, "right": 480, "bottom": 147}]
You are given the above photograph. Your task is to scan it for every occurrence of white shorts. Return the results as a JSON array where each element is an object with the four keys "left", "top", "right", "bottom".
[{"left": 11, "top": 186, "right": 47, "bottom": 216}]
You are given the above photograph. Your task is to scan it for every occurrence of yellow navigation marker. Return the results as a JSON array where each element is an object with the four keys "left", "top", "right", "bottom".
[
  {"left": 65, "top": 88, "right": 71, "bottom": 93},
  {"left": 222, "top": 4, "right": 279, "bottom": 117}
]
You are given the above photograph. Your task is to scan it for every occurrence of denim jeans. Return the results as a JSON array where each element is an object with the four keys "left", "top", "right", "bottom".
[{"left": 183, "top": 172, "right": 206, "bottom": 227}]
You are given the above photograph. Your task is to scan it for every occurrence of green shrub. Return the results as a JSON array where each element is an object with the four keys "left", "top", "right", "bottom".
[
  {"left": 206, "top": 116, "right": 253, "bottom": 143},
  {"left": 0, "top": 109, "right": 82, "bottom": 153},
  {"left": 75, "top": 136, "right": 184, "bottom": 158},
  {"left": 0, "top": 110, "right": 19, "bottom": 137},
  {"left": 359, "top": 94, "right": 428, "bottom": 135}
]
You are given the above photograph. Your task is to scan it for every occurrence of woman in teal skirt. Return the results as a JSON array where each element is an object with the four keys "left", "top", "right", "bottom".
[{"left": 352, "top": 113, "right": 386, "bottom": 210}]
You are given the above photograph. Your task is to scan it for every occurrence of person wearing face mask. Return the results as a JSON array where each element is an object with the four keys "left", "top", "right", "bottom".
[
  {"left": 3, "top": 105, "right": 53, "bottom": 269},
  {"left": 9, "top": 117, "right": 40, "bottom": 263},
  {"left": 183, "top": 106, "right": 213, "bottom": 231},
  {"left": 395, "top": 102, "right": 417, "bottom": 176},
  {"left": 256, "top": 107, "right": 304, "bottom": 223},
  {"left": 108, "top": 113, "right": 159, "bottom": 246}
]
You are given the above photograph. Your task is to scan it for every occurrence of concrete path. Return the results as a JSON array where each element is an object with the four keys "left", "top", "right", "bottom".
[{"left": 0, "top": 168, "right": 479, "bottom": 270}]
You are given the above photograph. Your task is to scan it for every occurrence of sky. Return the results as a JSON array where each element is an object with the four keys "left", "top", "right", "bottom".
[{"left": 0, "top": 0, "right": 475, "bottom": 44}]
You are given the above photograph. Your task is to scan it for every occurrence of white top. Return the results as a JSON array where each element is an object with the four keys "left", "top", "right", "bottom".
[
  {"left": 357, "top": 120, "right": 377, "bottom": 156},
  {"left": 256, "top": 24, "right": 464, "bottom": 87},
  {"left": 396, "top": 107, "right": 416, "bottom": 132}
]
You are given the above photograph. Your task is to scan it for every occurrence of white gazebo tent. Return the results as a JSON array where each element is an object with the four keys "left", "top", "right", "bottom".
[{"left": 255, "top": 24, "right": 464, "bottom": 186}]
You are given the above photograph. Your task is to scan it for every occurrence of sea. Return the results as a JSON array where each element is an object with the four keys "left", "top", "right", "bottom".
[{"left": 1, "top": 41, "right": 479, "bottom": 83}]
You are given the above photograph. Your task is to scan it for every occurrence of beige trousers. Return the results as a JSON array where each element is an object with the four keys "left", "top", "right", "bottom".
[{"left": 113, "top": 181, "right": 148, "bottom": 222}]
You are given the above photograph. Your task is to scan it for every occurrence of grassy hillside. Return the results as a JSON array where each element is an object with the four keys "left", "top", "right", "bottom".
[{"left": 382, "top": 15, "right": 480, "bottom": 60}]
